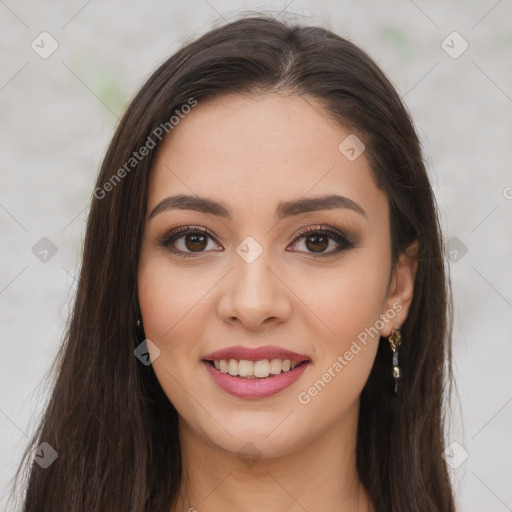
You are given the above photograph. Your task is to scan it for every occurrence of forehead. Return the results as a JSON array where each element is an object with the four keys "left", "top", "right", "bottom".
[{"left": 147, "top": 92, "right": 387, "bottom": 223}]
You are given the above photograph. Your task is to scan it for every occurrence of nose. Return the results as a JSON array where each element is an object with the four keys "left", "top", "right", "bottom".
[{"left": 217, "top": 250, "right": 292, "bottom": 331}]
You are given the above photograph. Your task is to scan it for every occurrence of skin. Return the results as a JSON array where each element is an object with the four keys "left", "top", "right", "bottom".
[{"left": 137, "top": 92, "right": 418, "bottom": 512}]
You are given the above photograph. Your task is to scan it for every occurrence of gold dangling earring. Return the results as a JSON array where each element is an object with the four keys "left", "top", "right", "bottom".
[{"left": 388, "top": 324, "right": 402, "bottom": 394}]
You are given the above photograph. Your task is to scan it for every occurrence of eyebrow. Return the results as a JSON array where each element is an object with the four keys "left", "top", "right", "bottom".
[{"left": 148, "top": 193, "right": 367, "bottom": 220}]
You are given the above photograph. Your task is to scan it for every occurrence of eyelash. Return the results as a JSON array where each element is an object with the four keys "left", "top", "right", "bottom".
[{"left": 157, "top": 224, "right": 356, "bottom": 259}]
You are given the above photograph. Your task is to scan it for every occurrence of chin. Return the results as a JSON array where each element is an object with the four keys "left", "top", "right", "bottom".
[{"left": 221, "top": 434, "right": 304, "bottom": 462}]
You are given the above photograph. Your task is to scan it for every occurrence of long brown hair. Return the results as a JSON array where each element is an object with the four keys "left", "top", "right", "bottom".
[{"left": 11, "top": 14, "right": 455, "bottom": 511}]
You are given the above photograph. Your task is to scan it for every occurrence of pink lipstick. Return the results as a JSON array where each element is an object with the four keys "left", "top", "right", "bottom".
[{"left": 202, "top": 345, "right": 311, "bottom": 399}]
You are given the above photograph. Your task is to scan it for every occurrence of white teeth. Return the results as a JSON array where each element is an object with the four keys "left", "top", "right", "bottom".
[
  {"left": 238, "top": 360, "right": 254, "bottom": 377},
  {"left": 253, "top": 360, "right": 270, "bottom": 378},
  {"left": 227, "top": 359, "right": 238, "bottom": 376},
  {"left": 269, "top": 358, "right": 282, "bottom": 374},
  {"left": 213, "top": 358, "right": 303, "bottom": 378}
]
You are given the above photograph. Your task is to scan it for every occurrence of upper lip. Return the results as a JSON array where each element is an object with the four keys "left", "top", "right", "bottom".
[{"left": 203, "top": 345, "right": 310, "bottom": 362}]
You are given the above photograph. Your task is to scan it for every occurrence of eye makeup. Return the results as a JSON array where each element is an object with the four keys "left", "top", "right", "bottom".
[{"left": 156, "top": 222, "right": 359, "bottom": 259}]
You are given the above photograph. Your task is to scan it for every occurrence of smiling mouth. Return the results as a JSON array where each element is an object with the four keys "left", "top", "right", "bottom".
[{"left": 204, "top": 358, "right": 310, "bottom": 379}]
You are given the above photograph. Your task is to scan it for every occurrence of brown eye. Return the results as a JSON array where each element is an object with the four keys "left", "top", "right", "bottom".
[
  {"left": 289, "top": 226, "right": 356, "bottom": 257},
  {"left": 303, "top": 233, "right": 329, "bottom": 252},
  {"left": 158, "top": 226, "right": 221, "bottom": 257},
  {"left": 184, "top": 233, "right": 208, "bottom": 252}
]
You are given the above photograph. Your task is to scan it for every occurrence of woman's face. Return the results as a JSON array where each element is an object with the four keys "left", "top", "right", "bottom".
[{"left": 138, "top": 92, "right": 416, "bottom": 459}]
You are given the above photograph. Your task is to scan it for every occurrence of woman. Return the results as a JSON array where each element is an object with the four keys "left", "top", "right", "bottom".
[{"left": 13, "top": 14, "right": 455, "bottom": 511}]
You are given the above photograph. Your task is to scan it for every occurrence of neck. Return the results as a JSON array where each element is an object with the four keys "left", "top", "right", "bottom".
[{"left": 172, "top": 401, "right": 374, "bottom": 512}]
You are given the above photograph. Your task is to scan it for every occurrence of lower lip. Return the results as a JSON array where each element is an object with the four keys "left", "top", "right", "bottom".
[{"left": 202, "top": 360, "right": 310, "bottom": 399}]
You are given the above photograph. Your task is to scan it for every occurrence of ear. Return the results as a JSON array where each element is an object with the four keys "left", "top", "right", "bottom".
[{"left": 379, "top": 240, "right": 419, "bottom": 337}]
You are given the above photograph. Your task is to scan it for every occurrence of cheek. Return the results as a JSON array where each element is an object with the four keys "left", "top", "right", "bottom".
[
  {"left": 290, "top": 251, "right": 390, "bottom": 403},
  {"left": 138, "top": 254, "right": 211, "bottom": 350},
  {"left": 137, "top": 255, "right": 213, "bottom": 411},
  {"left": 291, "top": 251, "right": 390, "bottom": 346}
]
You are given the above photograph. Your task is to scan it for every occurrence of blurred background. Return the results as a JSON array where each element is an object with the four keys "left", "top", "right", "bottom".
[{"left": 1, "top": 1, "right": 511, "bottom": 510}]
